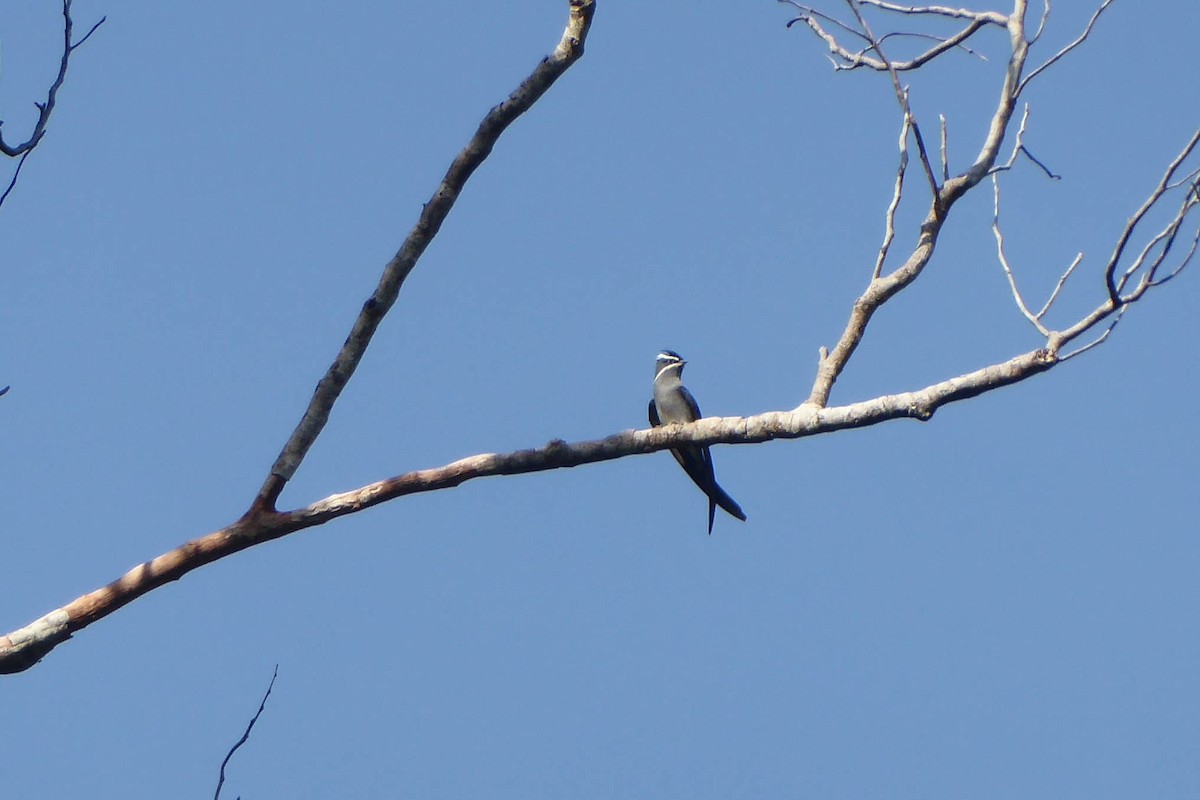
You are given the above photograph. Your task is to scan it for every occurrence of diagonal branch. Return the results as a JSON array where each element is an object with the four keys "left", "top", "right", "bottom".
[
  {"left": 213, "top": 666, "right": 279, "bottom": 800},
  {"left": 3, "top": 0, "right": 1189, "bottom": 681},
  {"left": 250, "top": 0, "right": 595, "bottom": 514},
  {"left": 805, "top": 1, "right": 1032, "bottom": 407},
  {"left": 782, "top": 0, "right": 1001, "bottom": 72},
  {"left": 1023, "top": 129, "right": 1200, "bottom": 361},
  {"left": 0, "top": 151, "right": 34, "bottom": 210},
  {"left": 872, "top": 114, "right": 912, "bottom": 280},
  {"left": 1102, "top": 128, "right": 1200, "bottom": 303},
  {"left": 842, "top": 0, "right": 939, "bottom": 195},
  {"left": 0, "top": 347, "right": 1058, "bottom": 675},
  {"left": 0, "top": 0, "right": 105, "bottom": 158},
  {"left": 1017, "top": 0, "right": 1113, "bottom": 94},
  {"left": 991, "top": 174, "right": 1051, "bottom": 336}
]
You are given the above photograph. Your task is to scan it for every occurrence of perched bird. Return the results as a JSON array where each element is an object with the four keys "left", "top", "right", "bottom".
[{"left": 649, "top": 350, "right": 747, "bottom": 534}]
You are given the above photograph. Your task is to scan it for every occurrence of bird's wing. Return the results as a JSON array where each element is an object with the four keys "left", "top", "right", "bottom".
[
  {"left": 679, "top": 385, "right": 703, "bottom": 420},
  {"left": 675, "top": 445, "right": 716, "bottom": 488},
  {"left": 653, "top": 387, "right": 743, "bottom": 530},
  {"left": 651, "top": 398, "right": 695, "bottom": 474},
  {"left": 677, "top": 387, "right": 745, "bottom": 523},
  {"left": 675, "top": 386, "right": 713, "bottom": 472}
]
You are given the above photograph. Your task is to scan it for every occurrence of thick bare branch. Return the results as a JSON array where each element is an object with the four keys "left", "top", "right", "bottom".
[
  {"left": 3, "top": 0, "right": 1190, "bottom": 680},
  {"left": 0, "top": 348, "right": 1058, "bottom": 674},
  {"left": 805, "top": 2, "right": 1032, "bottom": 407},
  {"left": 251, "top": 0, "right": 595, "bottom": 513}
]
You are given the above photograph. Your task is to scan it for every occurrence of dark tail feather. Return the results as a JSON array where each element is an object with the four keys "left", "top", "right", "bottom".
[
  {"left": 709, "top": 481, "right": 746, "bottom": 523},
  {"left": 707, "top": 499, "right": 716, "bottom": 535}
]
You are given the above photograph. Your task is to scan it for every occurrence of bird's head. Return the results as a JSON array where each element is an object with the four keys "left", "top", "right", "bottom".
[{"left": 655, "top": 350, "right": 686, "bottom": 380}]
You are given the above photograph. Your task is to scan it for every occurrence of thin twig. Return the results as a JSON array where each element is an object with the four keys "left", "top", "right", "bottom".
[
  {"left": 213, "top": 665, "right": 279, "bottom": 800},
  {"left": 939, "top": 114, "right": 948, "bottom": 182},
  {"left": 1036, "top": 252, "right": 1082, "bottom": 319},
  {"left": 783, "top": 1, "right": 994, "bottom": 72},
  {"left": 1017, "top": 145, "right": 1061, "bottom": 179},
  {"left": 877, "top": 30, "right": 988, "bottom": 62},
  {"left": 991, "top": 175, "right": 1050, "bottom": 335},
  {"left": 1046, "top": 130, "right": 1200, "bottom": 357},
  {"left": 1165, "top": 165, "right": 1200, "bottom": 192},
  {"left": 873, "top": 115, "right": 911, "bottom": 280},
  {"left": 843, "top": 0, "right": 939, "bottom": 195},
  {"left": 988, "top": 106, "right": 1061, "bottom": 181},
  {"left": 1102, "top": 129, "right": 1200, "bottom": 302},
  {"left": 1018, "top": 0, "right": 1114, "bottom": 94},
  {"left": 0, "top": 0, "right": 106, "bottom": 157},
  {"left": 990, "top": 104, "right": 1032, "bottom": 173},
  {"left": 1029, "top": 0, "right": 1051, "bottom": 45},
  {"left": 1147, "top": 220, "right": 1200, "bottom": 287},
  {"left": 1059, "top": 305, "right": 1126, "bottom": 361},
  {"left": 1117, "top": 190, "right": 1200, "bottom": 296},
  {"left": 781, "top": 1, "right": 872, "bottom": 43},
  {"left": 856, "top": 0, "right": 1007, "bottom": 24},
  {"left": 0, "top": 150, "right": 33, "bottom": 210}
]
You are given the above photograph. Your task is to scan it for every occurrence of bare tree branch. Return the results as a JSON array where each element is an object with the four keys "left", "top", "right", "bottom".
[
  {"left": 250, "top": 0, "right": 595, "bottom": 514},
  {"left": 0, "top": 1, "right": 104, "bottom": 209},
  {"left": 1017, "top": 0, "right": 1113, "bottom": 94},
  {"left": 213, "top": 665, "right": 279, "bottom": 800},
  {"left": 0, "top": 348, "right": 1059, "bottom": 674},
  {"left": 1059, "top": 305, "right": 1125, "bottom": 361},
  {"left": 842, "top": 0, "right": 940, "bottom": 195},
  {"left": 804, "top": 1, "right": 1030, "bottom": 407},
  {"left": 0, "top": 0, "right": 105, "bottom": 157},
  {"left": 0, "top": 151, "right": 34, "bottom": 209},
  {"left": 856, "top": 0, "right": 1008, "bottom": 23},
  {"left": 1102, "top": 129, "right": 1200, "bottom": 303},
  {"left": 781, "top": 0, "right": 999, "bottom": 72},
  {"left": 939, "top": 114, "right": 949, "bottom": 182},
  {"left": 1036, "top": 252, "right": 1082, "bottom": 320},
  {"left": 1028, "top": 0, "right": 1051, "bottom": 45},
  {"left": 989, "top": 107, "right": 1062, "bottom": 180},
  {"left": 872, "top": 115, "right": 911, "bottom": 280},
  {"left": 992, "top": 175, "right": 1051, "bottom": 336},
  {"left": 3, "top": 0, "right": 1195, "bottom": 679}
]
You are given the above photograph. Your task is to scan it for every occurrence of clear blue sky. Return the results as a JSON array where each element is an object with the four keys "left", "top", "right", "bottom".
[{"left": 3, "top": 2, "right": 1198, "bottom": 797}]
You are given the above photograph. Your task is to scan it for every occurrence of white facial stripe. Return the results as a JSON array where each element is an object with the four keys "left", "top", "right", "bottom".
[{"left": 655, "top": 362, "right": 682, "bottom": 382}]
